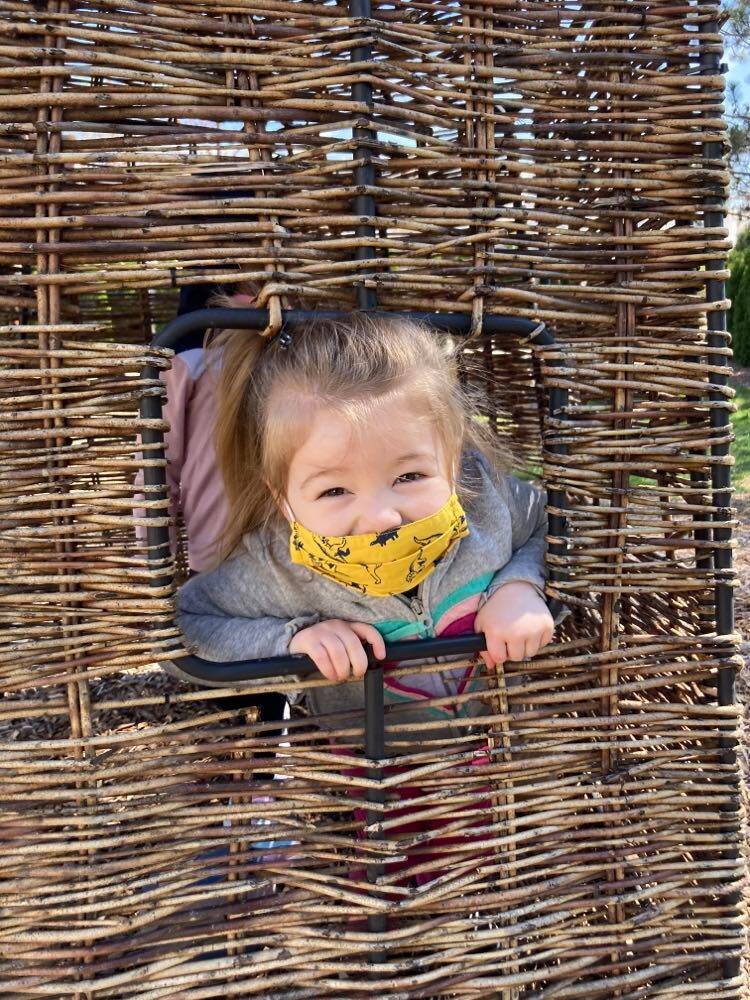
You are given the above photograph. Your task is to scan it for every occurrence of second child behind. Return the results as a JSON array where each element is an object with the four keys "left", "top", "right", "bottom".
[{"left": 177, "top": 314, "right": 555, "bottom": 743}]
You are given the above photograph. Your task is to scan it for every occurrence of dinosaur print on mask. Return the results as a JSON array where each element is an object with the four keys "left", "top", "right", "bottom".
[
  {"left": 371, "top": 527, "right": 401, "bottom": 547},
  {"left": 289, "top": 494, "right": 469, "bottom": 596}
]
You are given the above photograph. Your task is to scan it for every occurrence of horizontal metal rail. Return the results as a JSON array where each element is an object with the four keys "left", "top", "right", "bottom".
[{"left": 141, "top": 307, "right": 568, "bottom": 681}]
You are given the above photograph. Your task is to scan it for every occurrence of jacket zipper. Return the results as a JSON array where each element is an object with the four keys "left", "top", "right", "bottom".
[{"left": 399, "top": 584, "right": 433, "bottom": 634}]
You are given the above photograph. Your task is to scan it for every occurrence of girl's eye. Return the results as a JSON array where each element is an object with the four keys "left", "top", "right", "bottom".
[
  {"left": 318, "top": 487, "right": 347, "bottom": 499},
  {"left": 395, "top": 472, "right": 424, "bottom": 485}
]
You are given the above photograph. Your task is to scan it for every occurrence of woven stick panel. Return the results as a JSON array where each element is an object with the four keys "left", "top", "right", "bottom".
[
  {"left": 0, "top": 0, "right": 732, "bottom": 463},
  {"left": 0, "top": 2, "right": 729, "bottom": 315},
  {"left": 0, "top": 335, "right": 179, "bottom": 698},
  {"left": 0, "top": 0, "right": 744, "bottom": 995},
  {"left": 537, "top": 334, "right": 735, "bottom": 614},
  {"left": 0, "top": 654, "right": 742, "bottom": 998}
]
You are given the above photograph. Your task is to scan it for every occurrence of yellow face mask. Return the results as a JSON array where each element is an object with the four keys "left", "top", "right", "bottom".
[{"left": 288, "top": 494, "right": 469, "bottom": 597}]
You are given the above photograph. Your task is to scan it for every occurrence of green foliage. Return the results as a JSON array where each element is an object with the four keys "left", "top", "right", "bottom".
[
  {"left": 731, "top": 383, "right": 750, "bottom": 491},
  {"left": 729, "top": 120, "right": 750, "bottom": 158},
  {"left": 724, "top": 0, "right": 750, "bottom": 53},
  {"left": 723, "top": 8, "right": 750, "bottom": 206},
  {"left": 728, "top": 228, "right": 750, "bottom": 366}
]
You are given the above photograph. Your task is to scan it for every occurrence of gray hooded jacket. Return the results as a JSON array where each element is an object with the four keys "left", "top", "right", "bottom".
[{"left": 176, "top": 450, "right": 549, "bottom": 741}]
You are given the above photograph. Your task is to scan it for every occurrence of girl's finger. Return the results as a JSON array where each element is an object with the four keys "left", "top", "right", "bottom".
[
  {"left": 309, "top": 643, "right": 338, "bottom": 682},
  {"left": 323, "top": 634, "right": 351, "bottom": 682},
  {"left": 349, "top": 622, "right": 386, "bottom": 660},
  {"left": 481, "top": 649, "right": 501, "bottom": 670},
  {"left": 484, "top": 637, "right": 508, "bottom": 668},
  {"left": 506, "top": 637, "right": 526, "bottom": 662},
  {"left": 523, "top": 635, "right": 541, "bottom": 660},
  {"left": 335, "top": 626, "right": 369, "bottom": 679},
  {"left": 534, "top": 633, "right": 551, "bottom": 655}
]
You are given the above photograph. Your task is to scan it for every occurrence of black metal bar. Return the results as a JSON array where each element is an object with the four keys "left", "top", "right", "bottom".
[
  {"left": 698, "top": 28, "right": 734, "bottom": 703},
  {"left": 364, "top": 664, "right": 386, "bottom": 941},
  {"left": 351, "top": 0, "right": 377, "bottom": 310},
  {"left": 700, "top": 18, "right": 740, "bottom": 983},
  {"left": 171, "top": 633, "right": 502, "bottom": 682},
  {"left": 534, "top": 337, "right": 569, "bottom": 604},
  {"left": 172, "top": 589, "right": 567, "bottom": 684},
  {"left": 150, "top": 307, "right": 543, "bottom": 352},
  {"left": 140, "top": 360, "right": 172, "bottom": 580},
  {"left": 348, "top": 0, "right": 385, "bottom": 950}
]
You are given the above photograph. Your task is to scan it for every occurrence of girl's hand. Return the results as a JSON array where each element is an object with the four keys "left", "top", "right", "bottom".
[
  {"left": 288, "top": 619, "right": 386, "bottom": 682},
  {"left": 474, "top": 581, "right": 554, "bottom": 669}
]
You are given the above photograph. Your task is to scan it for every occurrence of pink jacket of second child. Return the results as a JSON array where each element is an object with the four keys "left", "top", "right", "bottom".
[
  {"left": 138, "top": 287, "right": 257, "bottom": 574},
  {"left": 159, "top": 346, "right": 227, "bottom": 573}
]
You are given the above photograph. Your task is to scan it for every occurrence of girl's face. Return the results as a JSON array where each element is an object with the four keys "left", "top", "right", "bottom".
[{"left": 284, "top": 394, "right": 454, "bottom": 536}]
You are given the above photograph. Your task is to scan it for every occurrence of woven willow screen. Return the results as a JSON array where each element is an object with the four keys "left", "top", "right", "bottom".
[{"left": 0, "top": 2, "right": 745, "bottom": 997}]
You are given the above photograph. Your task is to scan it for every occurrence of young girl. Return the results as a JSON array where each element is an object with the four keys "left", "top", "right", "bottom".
[{"left": 176, "top": 313, "right": 555, "bottom": 735}]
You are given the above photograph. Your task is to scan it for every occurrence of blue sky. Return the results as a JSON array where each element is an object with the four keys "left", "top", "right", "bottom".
[
  {"left": 724, "top": 43, "right": 748, "bottom": 236},
  {"left": 727, "top": 49, "right": 749, "bottom": 106}
]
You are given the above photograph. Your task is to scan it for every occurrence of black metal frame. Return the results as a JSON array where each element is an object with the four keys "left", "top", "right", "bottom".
[{"left": 701, "top": 17, "right": 739, "bottom": 982}]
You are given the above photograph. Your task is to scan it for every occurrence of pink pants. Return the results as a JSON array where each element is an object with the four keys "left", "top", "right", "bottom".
[{"left": 345, "top": 748, "right": 491, "bottom": 888}]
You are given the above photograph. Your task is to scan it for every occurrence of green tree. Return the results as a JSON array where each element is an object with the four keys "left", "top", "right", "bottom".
[
  {"left": 725, "top": 0, "right": 750, "bottom": 50},
  {"left": 723, "top": 5, "right": 750, "bottom": 213},
  {"left": 728, "top": 227, "right": 750, "bottom": 365}
]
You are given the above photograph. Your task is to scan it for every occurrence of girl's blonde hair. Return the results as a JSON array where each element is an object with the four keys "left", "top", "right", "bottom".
[{"left": 208, "top": 311, "right": 512, "bottom": 560}]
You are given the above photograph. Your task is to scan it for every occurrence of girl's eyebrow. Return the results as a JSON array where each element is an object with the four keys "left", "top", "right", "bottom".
[
  {"left": 300, "top": 451, "right": 436, "bottom": 490},
  {"left": 394, "top": 451, "right": 435, "bottom": 464},
  {"left": 300, "top": 466, "right": 349, "bottom": 489}
]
